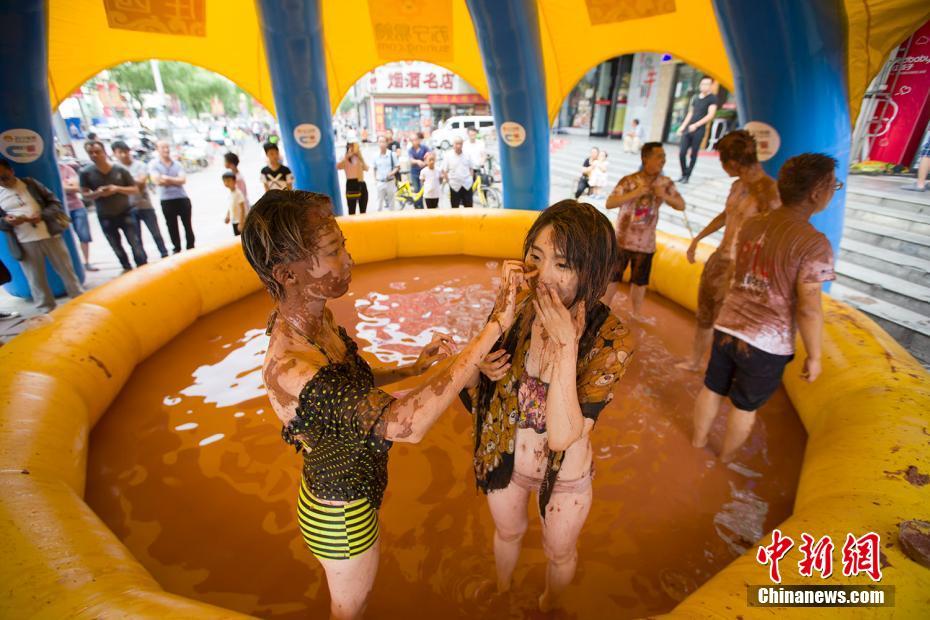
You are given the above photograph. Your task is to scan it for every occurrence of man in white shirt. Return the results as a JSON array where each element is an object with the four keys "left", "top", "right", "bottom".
[
  {"left": 462, "top": 127, "right": 487, "bottom": 172},
  {"left": 623, "top": 119, "right": 644, "bottom": 154},
  {"left": 0, "top": 159, "right": 83, "bottom": 312},
  {"left": 441, "top": 138, "right": 475, "bottom": 208},
  {"left": 372, "top": 136, "right": 399, "bottom": 211}
]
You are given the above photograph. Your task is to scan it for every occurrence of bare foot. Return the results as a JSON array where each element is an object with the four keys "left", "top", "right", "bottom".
[
  {"left": 692, "top": 436, "right": 708, "bottom": 449},
  {"left": 496, "top": 578, "right": 511, "bottom": 594},
  {"left": 539, "top": 589, "right": 554, "bottom": 613},
  {"left": 631, "top": 313, "right": 656, "bottom": 325},
  {"left": 675, "top": 360, "right": 701, "bottom": 372},
  {"left": 720, "top": 451, "right": 736, "bottom": 464}
]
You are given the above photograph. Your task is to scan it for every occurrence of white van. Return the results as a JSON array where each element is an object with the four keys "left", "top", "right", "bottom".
[{"left": 429, "top": 115, "right": 495, "bottom": 149}]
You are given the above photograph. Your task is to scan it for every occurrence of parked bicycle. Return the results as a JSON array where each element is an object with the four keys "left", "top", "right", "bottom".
[{"left": 392, "top": 170, "right": 426, "bottom": 211}]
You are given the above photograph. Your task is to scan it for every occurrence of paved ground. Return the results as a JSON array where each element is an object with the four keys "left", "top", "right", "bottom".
[{"left": 1, "top": 134, "right": 926, "bottom": 343}]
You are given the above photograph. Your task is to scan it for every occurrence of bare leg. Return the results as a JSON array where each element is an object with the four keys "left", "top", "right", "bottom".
[
  {"left": 538, "top": 485, "right": 593, "bottom": 612},
  {"left": 917, "top": 156, "right": 929, "bottom": 189},
  {"left": 676, "top": 326, "right": 713, "bottom": 371},
  {"left": 692, "top": 386, "right": 723, "bottom": 448},
  {"left": 317, "top": 540, "right": 380, "bottom": 620},
  {"left": 720, "top": 408, "right": 757, "bottom": 463},
  {"left": 80, "top": 242, "right": 90, "bottom": 265},
  {"left": 601, "top": 282, "right": 619, "bottom": 309},
  {"left": 630, "top": 284, "right": 648, "bottom": 320},
  {"left": 486, "top": 482, "right": 531, "bottom": 593}
]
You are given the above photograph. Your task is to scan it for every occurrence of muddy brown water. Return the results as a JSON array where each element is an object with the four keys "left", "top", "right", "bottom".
[{"left": 86, "top": 256, "right": 805, "bottom": 618}]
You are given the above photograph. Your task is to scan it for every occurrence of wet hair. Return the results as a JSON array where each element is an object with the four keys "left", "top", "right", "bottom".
[
  {"left": 241, "top": 190, "right": 335, "bottom": 301},
  {"left": 263, "top": 142, "right": 279, "bottom": 154},
  {"left": 522, "top": 199, "right": 618, "bottom": 309},
  {"left": 777, "top": 153, "right": 837, "bottom": 206},
  {"left": 224, "top": 152, "right": 239, "bottom": 166},
  {"left": 84, "top": 140, "right": 106, "bottom": 152},
  {"left": 111, "top": 140, "right": 130, "bottom": 152},
  {"left": 641, "top": 142, "right": 663, "bottom": 160},
  {"left": 221, "top": 171, "right": 237, "bottom": 182},
  {"left": 716, "top": 129, "right": 757, "bottom": 167},
  {"left": 0, "top": 158, "right": 12, "bottom": 171}
]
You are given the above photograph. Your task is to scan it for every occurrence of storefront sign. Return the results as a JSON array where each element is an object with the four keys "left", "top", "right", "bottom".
[
  {"left": 500, "top": 122, "right": 526, "bottom": 148},
  {"left": 0, "top": 129, "right": 44, "bottom": 163},
  {"left": 369, "top": 0, "right": 452, "bottom": 61},
  {"left": 373, "top": 64, "right": 459, "bottom": 94},
  {"left": 103, "top": 0, "right": 206, "bottom": 37},
  {"left": 744, "top": 121, "right": 780, "bottom": 161},
  {"left": 293, "top": 123, "right": 322, "bottom": 149},
  {"left": 426, "top": 94, "right": 488, "bottom": 104},
  {"left": 625, "top": 53, "right": 662, "bottom": 141}
]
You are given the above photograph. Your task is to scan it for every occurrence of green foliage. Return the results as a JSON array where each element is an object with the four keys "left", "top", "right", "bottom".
[{"left": 104, "top": 60, "right": 247, "bottom": 116}]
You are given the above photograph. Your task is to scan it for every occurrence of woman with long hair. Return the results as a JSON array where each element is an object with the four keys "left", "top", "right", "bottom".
[{"left": 461, "top": 200, "right": 635, "bottom": 611}]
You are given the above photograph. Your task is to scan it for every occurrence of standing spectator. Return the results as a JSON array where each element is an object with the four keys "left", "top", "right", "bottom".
[
  {"left": 419, "top": 152, "right": 442, "bottom": 209},
  {"left": 224, "top": 152, "right": 249, "bottom": 205},
  {"left": 623, "top": 119, "right": 644, "bottom": 153},
  {"left": 260, "top": 142, "right": 294, "bottom": 191},
  {"left": 336, "top": 142, "right": 369, "bottom": 215},
  {"left": 462, "top": 127, "right": 487, "bottom": 172},
  {"left": 574, "top": 146, "right": 599, "bottom": 199},
  {"left": 79, "top": 141, "right": 147, "bottom": 271},
  {"left": 692, "top": 153, "right": 838, "bottom": 462},
  {"left": 604, "top": 142, "right": 686, "bottom": 320},
  {"left": 385, "top": 129, "right": 400, "bottom": 154},
  {"left": 372, "top": 136, "right": 399, "bottom": 211},
  {"left": 676, "top": 77, "right": 718, "bottom": 184},
  {"left": 112, "top": 141, "right": 168, "bottom": 259},
  {"left": 0, "top": 158, "right": 84, "bottom": 312},
  {"left": 222, "top": 171, "right": 248, "bottom": 236},
  {"left": 0, "top": 258, "right": 16, "bottom": 320},
  {"left": 441, "top": 137, "right": 475, "bottom": 208},
  {"left": 903, "top": 134, "right": 929, "bottom": 192},
  {"left": 589, "top": 151, "right": 609, "bottom": 198},
  {"left": 408, "top": 132, "right": 430, "bottom": 209},
  {"left": 57, "top": 159, "right": 97, "bottom": 271},
  {"left": 150, "top": 140, "right": 195, "bottom": 254}
]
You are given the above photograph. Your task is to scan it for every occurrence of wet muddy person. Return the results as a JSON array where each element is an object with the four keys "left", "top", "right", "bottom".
[
  {"left": 460, "top": 200, "right": 635, "bottom": 611},
  {"left": 691, "top": 153, "right": 837, "bottom": 462},
  {"left": 241, "top": 190, "right": 520, "bottom": 620},
  {"left": 677, "top": 129, "right": 781, "bottom": 372}
]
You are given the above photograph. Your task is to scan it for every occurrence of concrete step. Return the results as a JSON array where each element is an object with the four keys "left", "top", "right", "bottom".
[
  {"left": 843, "top": 220, "right": 930, "bottom": 260},
  {"left": 839, "top": 238, "right": 930, "bottom": 286},
  {"left": 845, "top": 201, "right": 930, "bottom": 235},
  {"left": 834, "top": 262, "right": 930, "bottom": 316},
  {"left": 829, "top": 283, "right": 930, "bottom": 367},
  {"left": 843, "top": 183, "right": 930, "bottom": 213}
]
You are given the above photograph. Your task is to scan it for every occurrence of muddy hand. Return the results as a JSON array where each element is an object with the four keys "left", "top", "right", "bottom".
[
  {"left": 414, "top": 332, "right": 456, "bottom": 372},
  {"left": 478, "top": 348, "right": 511, "bottom": 381}
]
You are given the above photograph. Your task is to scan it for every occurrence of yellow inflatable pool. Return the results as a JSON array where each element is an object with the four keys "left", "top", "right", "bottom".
[{"left": 1, "top": 210, "right": 928, "bottom": 618}]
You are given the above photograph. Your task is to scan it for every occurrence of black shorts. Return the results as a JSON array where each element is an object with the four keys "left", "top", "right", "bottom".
[
  {"left": 613, "top": 249, "right": 654, "bottom": 286},
  {"left": 704, "top": 330, "right": 794, "bottom": 411}
]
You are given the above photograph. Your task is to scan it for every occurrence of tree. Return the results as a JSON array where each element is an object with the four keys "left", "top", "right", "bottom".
[{"left": 104, "top": 60, "right": 249, "bottom": 117}]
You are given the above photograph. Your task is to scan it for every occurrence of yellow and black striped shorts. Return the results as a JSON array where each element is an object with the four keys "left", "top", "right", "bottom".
[{"left": 297, "top": 480, "right": 379, "bottom": 560}]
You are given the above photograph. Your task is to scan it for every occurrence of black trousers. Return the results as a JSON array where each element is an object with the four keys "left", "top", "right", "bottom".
[
  {"left": 574, "top": 175, "right": 590, "bottom": 198},
  {"left": 424, "top": 197, "right": 439, "bottom": 209},
  {"left": 346, "top": 179, "right": 369, "bottom": 215},
  {"left": 450, "top": 186, "right": 473, "bottom": 208},
  {"left": 679, "top": 126, "right": 707, "bottom": 179},
  {"left": 161, "top": 197, "right": 195, "bottom": 252}
]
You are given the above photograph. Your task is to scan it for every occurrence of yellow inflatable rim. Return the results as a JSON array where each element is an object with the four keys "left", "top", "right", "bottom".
[{"left": 1, "top": 210, "right": 928, "bottom": 618}]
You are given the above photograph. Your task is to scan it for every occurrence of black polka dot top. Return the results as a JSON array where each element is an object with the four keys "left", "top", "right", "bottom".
[{"left": 282, "top": 325, "right": 395, "bottom": 509}]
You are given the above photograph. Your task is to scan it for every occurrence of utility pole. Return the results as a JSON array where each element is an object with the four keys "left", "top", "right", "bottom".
[{"left": 150, "top": 59, "right": 172, "bottom": 142}]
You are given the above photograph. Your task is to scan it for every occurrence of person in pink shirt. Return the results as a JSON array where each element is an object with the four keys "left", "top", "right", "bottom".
[
  {"left": 604, "top": 142, "right": 685, "bottom": 321},
  {"left": 337, "top": 141, "right": 369, "bottom": 215},
  {"left": 692, "top": 153, "right": 838, "bottom": 463}
]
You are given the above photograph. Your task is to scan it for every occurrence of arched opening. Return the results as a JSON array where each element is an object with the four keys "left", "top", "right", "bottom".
[
  {"left": 332, "top": 60, "right": 501, "bottom": 212},
  {"left": 45, "top": 60, "right": 276, "bottom": 280}
]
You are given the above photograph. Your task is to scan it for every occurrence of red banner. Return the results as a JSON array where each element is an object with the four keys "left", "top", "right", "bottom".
[
  {"left": 868, "top": 20, "right": 930, "bottom": 165},
  {"left": 425, "top": 94, "right": 487, "bottom": 104}
]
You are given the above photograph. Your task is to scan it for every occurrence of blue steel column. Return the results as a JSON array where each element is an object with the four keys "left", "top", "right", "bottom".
[
  {"left": 713, "top": 0, "right": 850, "bottom": 272},
  {"left": 256, "top": 0, "right": 342, "bottom": 212},
  {"left": 466, "top": 0, "right": 550, "bottom": 211},
  {"left": 0, "top": 0, "right": 84, "bottom": 298}
]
